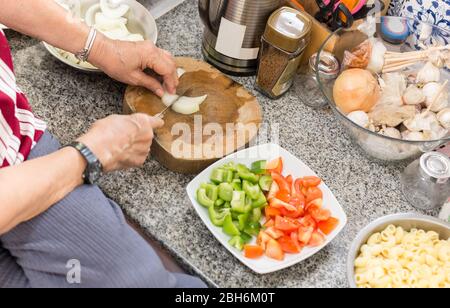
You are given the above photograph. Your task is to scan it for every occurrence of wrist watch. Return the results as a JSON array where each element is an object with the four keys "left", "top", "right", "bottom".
[{"left": 66, "top": 142, "right": 103, "bottom": 185}]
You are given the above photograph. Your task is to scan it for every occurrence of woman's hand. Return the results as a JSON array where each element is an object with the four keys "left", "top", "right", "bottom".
[
  {"left": 89, "top": 35, "right": 179, "bottom": 97},
  {"left": 77, "top": 114, "right": 164, "bottom": 172}
]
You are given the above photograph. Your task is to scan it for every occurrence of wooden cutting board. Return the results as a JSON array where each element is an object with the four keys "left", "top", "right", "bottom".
[{"left": 123, "top": 57, "right": 263, "bottom": 174}]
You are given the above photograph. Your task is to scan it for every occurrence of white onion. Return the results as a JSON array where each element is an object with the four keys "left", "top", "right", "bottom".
[
  {"left": 172, "top": 95, "right": 208, "bottom": 115},
  {"left": 102, "top": 24, "right": 130, "bottom": 40},
  {"left": 94, "top": 12, "right": 127, "bottom": 32},
  {"left": 177, "top": 68, "right": 186, "bottom": 78},
  {"left": 85, "top": 3, "right": 101, "bottom": 26},
  {"left": 100, "top": 0, "right": 130, "bottom": 19},
  {"left": 161, "top": 93, "right": 179, "bottom": 107}
]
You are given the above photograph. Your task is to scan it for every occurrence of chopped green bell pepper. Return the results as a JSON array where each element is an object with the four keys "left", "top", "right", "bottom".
[
  {"left": 232, "top": 179, "right": 242, "bottom": 191},
  {"left": 240, "top": 232, "right": 252, "bottom": 244},
  {"left": 205, "top": 184, "right": 218, "bottom": 202},
  {"left": 223, "top": 215, "right": 240, "bottom": 236},
  {"left": 259, "top": 175, "right": 273, "bottom": 192},
  {"left": 230, "top": 191, "right": 245, "bottom": 213},
  {"left": 228, "top": 235, "right": 245, "bottom": 251},
  {"left": 218, "top": 183, "right": 233, "bottom": 202},
  {"left": 225, "top": 170, "right": 234, "bottom": 183},
  {"left": 215, "top": 198, "right": 225, "bottom": 207},
  {"left": 210, "top": 168, "right": 226, "bottom": 184},
  {"left": 236, "top": 164, "right": 250, "bottom": 174},
  {"left": 223, "top": 202, "right": 231, "bottom": 208},
  {"left": 238, "top": 213, "right": 250, "bottom": 231},
  {"left": 244, "top": 221, "right": 261, "bottom": 237},
  {"left": 238, "top": 171, "right": 260, "bottom": 184},
  {"left": 197, "top": 188, "right": 215, "bottom": 208},
  {"left": 251, "top": 160, "right": 267, "bottom": 174},
  {"left": 243, "top": 180, "right": 261, "bottom": 200},
  {"left": 223, "top": 162, "right": 237, "bottom": 172},
  {"left": 208, "top": 206, "right": 230, "bottom": 227},
  {"left": 250, "top": 207, "right": 262, "bottom": 223},
  {"left": 251, "top": 192, "right": 268, "bottom": 208}
]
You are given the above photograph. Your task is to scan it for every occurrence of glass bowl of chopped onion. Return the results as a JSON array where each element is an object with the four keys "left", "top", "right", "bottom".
[
  {"left": 316, "top": 16, "right": 450, "bottom": 162},
  {"left": 44, "top": 0, "right": 158, "bottom": 72}
]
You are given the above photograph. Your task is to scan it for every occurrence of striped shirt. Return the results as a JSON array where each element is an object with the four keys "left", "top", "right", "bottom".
[{"left": 0, "top": 29, "right": 46, "bottom": 167}]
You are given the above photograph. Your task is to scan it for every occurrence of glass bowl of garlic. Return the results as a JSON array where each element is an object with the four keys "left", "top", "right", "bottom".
[{"left": 316, "top": 16, "right": 450, "bottom": 162}]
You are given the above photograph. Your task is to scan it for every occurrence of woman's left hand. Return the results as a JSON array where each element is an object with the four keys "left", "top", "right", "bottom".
[{"left": 89, "top": 34, "right": 179, "bottom": 97}]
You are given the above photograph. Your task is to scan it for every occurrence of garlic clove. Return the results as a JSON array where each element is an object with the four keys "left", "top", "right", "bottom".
[
  {"left": 437, "top": 108, "right": 450, "bottom": 129},
  {"left": 403, "top": 112, "right": 439, "bottom": 132},
  {"left": 403, "top": 85, "right": 425, "bottom": 105},
  {"left": 347, "top": 111, "right": 370, "bottom": 128},
  {"left": 402, "top": 130, "right": 425, "bottom": 141},
  {"left": 423, "top": 82, "right": 449, "bottom": 112},
  {"left": 381, "top": 127, "right": 401, "bottom": 139},
  {"left": 367, "top": 41, "right": 387, "bottom": 74},
  {"left": 416, "top": 62, "right": 440, "bottom": 84}
]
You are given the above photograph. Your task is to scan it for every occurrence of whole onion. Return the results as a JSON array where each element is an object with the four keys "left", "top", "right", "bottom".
[{"left": 333, "top": 69, "right": 381, "bottom": 114}]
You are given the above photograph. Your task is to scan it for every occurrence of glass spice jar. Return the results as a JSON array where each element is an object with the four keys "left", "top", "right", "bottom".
[
  {"left": 255, "top": 7, "right": 312, "bottom": 99},
  {"left": 298, "top": 51, "right": 340, "bottom": 109},
  {"left": 400, "top": 152, "right": 450, "bottom": 210}
]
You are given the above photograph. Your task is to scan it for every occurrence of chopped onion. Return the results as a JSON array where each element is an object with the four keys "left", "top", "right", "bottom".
[
  {"left": 177, "top": 68, "right": 186, "bottom": 78},
  {"left": 172, "top": 95, "right": 208, "bottom": 115},
  {"left": 102, "top": 24, "right": 130, "bottom": 40},
  {"left": 161, "top": 93, "right": 179, "bottom": 107},
  {"left": 126, "top": 33, "right": 145, "bottom": 42},
  {"left": 94, "top": 12, "right": 127, "bottom": 32},
  {"left": 85, "top": 3, "right": 101, "bottom": 26},
  {"left": 100, "top": 0, "right": 130, "bottom": 19}
]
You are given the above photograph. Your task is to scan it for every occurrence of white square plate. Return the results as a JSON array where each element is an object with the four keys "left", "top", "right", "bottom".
[{"left": 186, "top": 144, "right": 347, "bottom": 274}]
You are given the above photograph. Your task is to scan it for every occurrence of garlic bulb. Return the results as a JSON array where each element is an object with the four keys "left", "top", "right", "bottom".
[
  {"left": 423, "top": 124, "right": 447, "bottom": 140},
  {"left": 423, "top": 82, "right": 449, "bottom": 112},
  {"left": 367, "top": 41, "right": 387, "bottom": 73},
  {"left": 347, "top": 111, "right": 370, "bottom": 128},
  {"left": 403, "top": 85, "right": 425, "bottom": 105},
  {"left": 416, "top": 62, "right": 440, "bottom": 84},
  {"left": 437, "top": 108, "right": 450, "bottom": 129},
  {"left": 402, "top": 131, "right": 425, "bottom": 141},
  {"left": 403, "top": 112, "right": 439, "bottom": 132},
  {"left": 381, "top": 127, "right": 401, "bottom": 139}
]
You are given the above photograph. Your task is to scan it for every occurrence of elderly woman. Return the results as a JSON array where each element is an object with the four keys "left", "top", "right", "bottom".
[{"left": 0, "top": 0, "right": 205, "bottom": 288}]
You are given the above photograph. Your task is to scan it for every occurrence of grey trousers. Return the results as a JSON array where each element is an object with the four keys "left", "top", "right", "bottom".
[{"left": 0, "top": 132, "right": 206, "bottom": 288}]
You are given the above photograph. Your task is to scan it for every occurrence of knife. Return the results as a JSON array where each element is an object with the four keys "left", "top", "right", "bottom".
[{"left": 155, "top": 90, "right": 189, "bottom": 118}]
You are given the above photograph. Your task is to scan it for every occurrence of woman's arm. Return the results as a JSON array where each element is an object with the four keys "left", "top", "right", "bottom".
[
  {"left": 0, "top": 0, "right": 178, "bottom": 96},
  {"left": 0, "top": 114, "right": 164, "bottom": 235}
]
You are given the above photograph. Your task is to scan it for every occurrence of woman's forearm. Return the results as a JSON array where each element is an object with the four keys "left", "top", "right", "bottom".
[
  {"left": 0, "top": 0, "right": 91, "bottom": 55},
  {"left": 0, "top": 147, "right": 86, "bottom": 235}
]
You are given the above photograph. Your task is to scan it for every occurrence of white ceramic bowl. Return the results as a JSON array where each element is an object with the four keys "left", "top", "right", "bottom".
[
  {"left": 44, "top": 0, "right": 158, "bottom": 72},
  {"left": 186, "top": 143, "right": 348, "bottom": 274}
]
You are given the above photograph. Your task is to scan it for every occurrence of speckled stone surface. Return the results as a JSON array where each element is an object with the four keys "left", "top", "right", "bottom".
[{"left": 6, "top": 0, "right": 439, "bottom": 288}]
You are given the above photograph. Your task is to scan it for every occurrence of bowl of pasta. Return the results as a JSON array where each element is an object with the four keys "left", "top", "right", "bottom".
[{"left": 347, "top": 213, "right": 450, "bottom": 288}]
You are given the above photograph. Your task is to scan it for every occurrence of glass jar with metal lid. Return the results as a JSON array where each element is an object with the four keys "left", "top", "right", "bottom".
[
  {"left": 255, "top": 7, "right": 312, "bottom": 99},
  {"left": 400, "top": 152, "right": 450, "bottom": 210},
  {"left": 298, "top": 51, "right": 340, "bottom": 109}
]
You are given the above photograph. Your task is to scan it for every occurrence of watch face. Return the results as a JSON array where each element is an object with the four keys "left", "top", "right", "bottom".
[{"left": 87, "top": 161, "right": 103, "bottom": 184}]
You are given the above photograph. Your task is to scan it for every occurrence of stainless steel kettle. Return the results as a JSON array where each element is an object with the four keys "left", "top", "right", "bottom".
[{"left": 199, "top": 0, "right": 282, "bottom": 75}]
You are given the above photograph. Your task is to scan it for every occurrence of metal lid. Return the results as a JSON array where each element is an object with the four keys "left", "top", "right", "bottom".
[
  {"left": 309, "top": 51, "right": 340, "bottom": 79},
  {"left": 263, "top": 7, "right": 312, "bottom": 53},
  {"left": 420, "top": 152, "right": 450, "bottom": 183}
]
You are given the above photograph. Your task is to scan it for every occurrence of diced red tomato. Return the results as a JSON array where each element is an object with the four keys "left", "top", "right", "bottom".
[
  {"left": 264, "top": 219, "right": 275, "bottom": 228},
  {"left": 298, "top": 226, "right": 314, "bottom": 245},
  {"left": 305, "top": 198, "right": 323, "bottom": 210},
  {"left": 271, "top": 173, "right": 291, "bottom": 194},
  {"left": 257, "top": 231, "right": 273, "bottom": 250},
  {"left": 274, "top": 216, "right": 300, "bottom": 232},
  {"left": 276, "top": 190, "right": 291, "bottom": 203},
  {"left": 300, "top": 176, "right": 322, "bottom": 187},
  {"left": 317, "top": 217, "right": 340, "bottom": 235},
  {"left": 307, "top": 204, "right": 331, "bottom": 222},
  {"left": 265, "top": 239, "right": 285, "bottom": 261},
  {"left": 265, "top": 206, "right": 281, "bottom": 219},
  {"left": 286, "top": 175, "right": 293, "bottom": 186},
  {"left": 267, "top": 181, "right": 279, "bottom": 201},
  {"left": 278, "top": 236, "right": 301, "bottom": 254},
  {"left": 305, "top": 187, "right": 323, "bottom": 204},
  {"left": 266, "top": 158, "right": 283, "bottom": 174},
  {"left": 244, "top": 245, "right": 264, "bottom": 259},
  {"left": 299, "top": 215, "right": 317, "bottom": 229},
  {"left": 308, "top": 231, "right": 325, "bottom": 247},
  {"left": 293, "top": 179, "right": 304, "bottom": 197},
  {"left": 270, "top": 198, "right": 297, "bottom": 212},
  {"left": 290, "top": 231, "right": 304, "bottom": 251},
  {"left": 289, "top": 194, "right": 305, "bottom": 206},
  {"left": 265, "top": 227, "right": 284, "bottom": 239},
  {"left": 279, "top": 206, "right": 304, "bottom": 219}
]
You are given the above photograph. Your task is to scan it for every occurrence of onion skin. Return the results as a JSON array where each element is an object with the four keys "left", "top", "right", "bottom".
[{"left": 333, "top": 69, "right": 381, "bottom": 114}]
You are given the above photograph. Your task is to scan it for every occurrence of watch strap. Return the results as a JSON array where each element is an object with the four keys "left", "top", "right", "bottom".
[{"left": 66, "top": 141, "right": 102, "bottom": 185}]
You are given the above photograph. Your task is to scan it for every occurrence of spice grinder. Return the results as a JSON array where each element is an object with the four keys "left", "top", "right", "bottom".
[{"left": 199, "top": 0, "right": 282, "bottom": 75}]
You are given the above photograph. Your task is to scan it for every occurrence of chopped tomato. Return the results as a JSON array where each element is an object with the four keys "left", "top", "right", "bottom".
[
  {"left": 299, "top": 215, "right": 317, "bottom": 229},
  {"left": 244, "top": 245, "right": 264, "bottom": 259},
  {"left": 271, "top": 173, "right": 291, "bottom": 194},
  {"left": 265, "top": 226, "right": 284, "bottom": 239},
  {"left": 293, "top": 179, "right": 304, "bottom": 198},
  {"left": 257, "top": 231, "right": 273, "bottom": 250},
  {"left": 270, "top": 198, "right": 297, "bottom": 212},
  {"left": 317, "top": 217, "right": 340, "bottom": 235},
  {"left": 298, "top": 226, "right": 314, "bottom": 245},
  {"left": 307, "top": 204, "right": 331, "bottom": 222},
  {"left": 267, "top": 181, "right": 279, "bottom": 201},
  {"left": 305, "top": 187, "right": 323, "bottom": 204},
  {"left": 275, "top": 190, "right": 291, "bottom": 203},
  {"left": 301, "top": 176, "right": 322, "bottom": 187},
  {"left": 265, "top": 239, "right": 285, "bottom": 261},
  {"left": 289, "top": 194, "right": 305, "bottom": 207},
  {"left": 266, "top": 157, "right": 283, "bottom": 174},
  {"left": 290, "top": 231, "right": 304, "bottom": 251},
  {"left": 265, "top": 206, "right": 281, "bottom": 219},
  {"left": 286, "top": 175, "right": 293, "bottom": 186},
  {"left": 308, "top": 231, "right": 325, "bottom": 247},
  {"left": 305, "top": 198, "right": 323, "bottom": 210},
  {"left": 264, "top": 219, "right": 275, "bottom": 228},
  {"left": 279, "top": 206, "right": 304, "bottom": 219},
  {"left": 275, "top": 216, "right": 300, "bottom": 232},
  {"left": 278, "top": 235, "right": 301, "bottom": 254}
]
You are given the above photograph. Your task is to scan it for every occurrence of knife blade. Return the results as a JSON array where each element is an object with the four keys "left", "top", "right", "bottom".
[{"left": 155, "top": 90, "right": 188, "bottom": 118}]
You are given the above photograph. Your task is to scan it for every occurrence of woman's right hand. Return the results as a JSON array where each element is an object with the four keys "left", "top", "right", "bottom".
[{"left": 77, "top": 114, "right": 164, "bottom": 172}]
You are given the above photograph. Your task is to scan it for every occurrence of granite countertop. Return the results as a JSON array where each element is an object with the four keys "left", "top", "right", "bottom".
[{"left": 7, "top": 0, "right": 437, "bottom": 288}]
